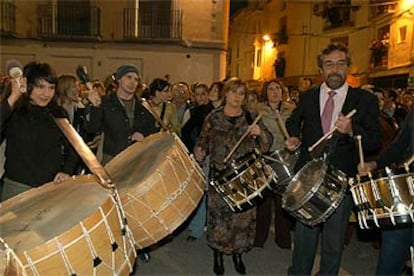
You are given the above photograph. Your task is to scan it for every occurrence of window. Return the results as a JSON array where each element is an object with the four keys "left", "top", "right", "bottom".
[
  {"left": 398, "top": 25, "right": 407, "bottom": 43},
  {"left": 256, "top": 49, "right": 262, "bottom": 67}
]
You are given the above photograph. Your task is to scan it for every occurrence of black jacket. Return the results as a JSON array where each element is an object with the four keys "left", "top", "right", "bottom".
[
  {"left": 85, "top": 93, "right": 158, "bottom": 157},
  {"left": 0, "top": 100, "right": 78, "bottom": 187},
  {"left": 377, "top": 108, "right": 413, "bottom": 170}
]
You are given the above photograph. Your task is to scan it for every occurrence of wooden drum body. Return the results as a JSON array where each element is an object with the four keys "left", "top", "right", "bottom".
[
  {"left": 0, "top": 175, "right": 135, "bottom": 275},
  {"left": 105, "top": 132, "right": 205, "bottom": 249}
]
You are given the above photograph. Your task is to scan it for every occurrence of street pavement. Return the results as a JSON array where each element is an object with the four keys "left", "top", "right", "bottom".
[{"left": 133, "top": 220, "right": 381, "bottom": 275}]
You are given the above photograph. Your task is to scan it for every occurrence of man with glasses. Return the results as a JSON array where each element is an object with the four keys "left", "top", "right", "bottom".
[{"left": 285, "top": 43, "right": 382, "bottom": 275}]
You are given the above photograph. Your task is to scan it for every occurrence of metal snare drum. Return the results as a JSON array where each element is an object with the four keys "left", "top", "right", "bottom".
[
  {"left": 210, "top": 149, "right": 276, "bottom": 212},
  {"left": 349, "top": 166, "right": 414, "bottom": 229},
  {"left": 264, "top": 148, "right": 298, "bottom": 195},
  {"left": 282, "top": 158, "right": 348, "bottom": 226}
]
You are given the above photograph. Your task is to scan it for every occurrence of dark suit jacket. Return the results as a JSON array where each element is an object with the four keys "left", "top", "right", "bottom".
[{"left": 286, "top": 86, "right": 382, "bottom": 176}]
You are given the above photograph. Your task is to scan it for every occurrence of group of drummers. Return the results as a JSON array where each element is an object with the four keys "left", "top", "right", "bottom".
[{"left": 1, "top": 42, "right": 413, "bottom": 276}]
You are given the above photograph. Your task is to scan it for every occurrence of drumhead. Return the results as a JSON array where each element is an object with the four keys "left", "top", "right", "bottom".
[
  {"left": 105, "top": 132, "right": 175, "bottom": 192},
  {"left": 0, "top": 175, "right": 110, "bottom": 255},
  {"left": 283, "top": 159, "right": 326, "bottom": 209}
]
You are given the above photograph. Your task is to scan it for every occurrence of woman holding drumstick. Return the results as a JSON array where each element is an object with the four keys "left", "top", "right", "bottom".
[{"left": 194, "top": 77, "right": 272, "bottom": 275}]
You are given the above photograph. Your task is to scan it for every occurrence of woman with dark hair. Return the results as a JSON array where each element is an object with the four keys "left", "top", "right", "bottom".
[
  {"left": 142, "top": 78, "right": 181, "bottom": 134},
  {"left": 194, "top": 77, "right": 272, "bottom": 275},
  {"left": 209, "top": 81, "right": 224, "bottom": 108},
  {"left": 254, "top": 79, "right": 295, "bottom": 249},
  {"left": 0, "top": 62, "right": 78, "bottom": 201}
]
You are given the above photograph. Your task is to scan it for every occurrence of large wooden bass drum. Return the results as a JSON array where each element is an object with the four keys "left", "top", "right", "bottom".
[
  {"left": 0, "top": 175, "right": 136, "bottom": 275},
  {"left": 105, "top": 132, "right": 206, "bottom": 249}
]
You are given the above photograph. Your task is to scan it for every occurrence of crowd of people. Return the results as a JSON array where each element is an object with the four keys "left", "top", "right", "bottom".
[{"left": 0, "top": 42, "right": 413, "bottom": 275}]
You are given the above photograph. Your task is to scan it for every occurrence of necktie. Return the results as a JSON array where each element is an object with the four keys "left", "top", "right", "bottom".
[{"left": 321, "top": 90, "right": 336, "bottom": 134}]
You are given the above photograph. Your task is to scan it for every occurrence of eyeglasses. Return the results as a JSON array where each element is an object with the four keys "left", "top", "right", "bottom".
[{"left": 323, "top": 60, "right": 348, "bottom": 69}]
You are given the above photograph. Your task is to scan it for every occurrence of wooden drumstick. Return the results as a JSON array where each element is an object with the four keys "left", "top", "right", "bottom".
[
  {"left": 53, "top": 117, "right": 114, "bottom": 189},
  {"left": 406, "top": 154, "right": 414, "bottom": 167},
  {"left": 355, "top": 135, "right": 365, "bottom": 168},
  {"left": 223, "top": 113, "right": 263, "bottom": 164},
  {"left": 142, "top": 98, "right": 170, "bottom": 132},
  {"left": 308, "top": 109, "right": 357, "bottom": 153},
  {"left": 275, "top": 109, "right": 290, "bottom": 139}
]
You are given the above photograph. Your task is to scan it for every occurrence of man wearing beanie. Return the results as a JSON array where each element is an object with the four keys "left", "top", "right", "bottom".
[
  {"left": 85, "top": 64, "right": 158, "bottom": 262},
  {"left": 85, "top": 64, "right": 159, "bottom": 164}
]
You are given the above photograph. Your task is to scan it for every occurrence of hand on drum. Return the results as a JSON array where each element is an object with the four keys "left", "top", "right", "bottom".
[
  {"left": 53, "top": 172, "right": 70, "bottom": 183},
  {"left": 285, "top": 137, "right": 301, "bottom": 152},
  {"left": 335, "top": 113, "right": 353, "bottom": 135},
  {"left": 129, "top": 131, "right": 145, "bottom": 143},
  {"left": 357, "top": 161, "right": 377, "bottom": 176}
]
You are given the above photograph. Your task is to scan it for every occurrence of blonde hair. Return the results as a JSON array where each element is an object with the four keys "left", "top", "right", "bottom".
[{"left": 56, "top": 74, "right": 77, "bottom": 105}]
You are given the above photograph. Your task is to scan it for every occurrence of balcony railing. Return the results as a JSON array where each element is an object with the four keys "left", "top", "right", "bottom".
[
  {"left": 0, "top": 1, "right": 15, "bottom": 36},
  {"left": 37, "top": 3, "right": 100, "bottom": 40},
  {"left": 369, "top": 0, "right": 396, "bottom": 18},
  {"left": 123, "top": 8, "right": 182, "bottom": 41}
]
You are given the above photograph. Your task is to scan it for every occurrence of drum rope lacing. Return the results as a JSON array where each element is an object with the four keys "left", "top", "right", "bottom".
[
  {"left": 112, "top": 189, "right": 136, "bottom": 272},
  {"left": 55, "top": 238, "right": 76, "bottom": 275},
  {"left": 99, "top": 206, "right": 120, "bottom": 273},
  {"left": 122, "top": 145, "right": 204, "bottom": 247},
  {"left": 24, "top": 251, "right": 40, "bottom": 276},
  {"left": 0, "top": 237, "right": 26, "bottom": 274},
  {"left": 19, "top": 196, "right": 134, "bottom": 275}
]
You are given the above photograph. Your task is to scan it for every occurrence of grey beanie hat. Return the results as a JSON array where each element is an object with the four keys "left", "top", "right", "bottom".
[{"left": 116, "top": 65, "right": 139, "bottom": 81}]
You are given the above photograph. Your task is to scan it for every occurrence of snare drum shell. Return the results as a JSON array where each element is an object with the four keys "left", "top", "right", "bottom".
[
  {"left": 352, "top": 167, "right": 414, "bottom": 227},
  {"left": 282, "top": 159, "right": 348, "bottom": 226}
]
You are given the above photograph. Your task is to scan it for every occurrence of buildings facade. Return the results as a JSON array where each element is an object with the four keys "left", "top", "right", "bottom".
[
  {"left": 1, "top": 0, "right": 230, "bottom": 85},
  {"left": 229, "top": 0, "right": 414, "bottom": 90}
]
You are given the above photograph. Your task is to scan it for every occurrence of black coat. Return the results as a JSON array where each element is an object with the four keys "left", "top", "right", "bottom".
[{"left": 85, "top": 93, "right": 158, "bottom": 157}]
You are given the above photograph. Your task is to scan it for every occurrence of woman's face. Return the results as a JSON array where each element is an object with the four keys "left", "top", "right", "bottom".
[
  {"left": 225, "top": 86, "right": 246, "bottom": 109},
  {"left": 153, "top": 85, "right": 170, "bottom": 105},
  {"left": 30, "top": 79, "right": 55, "bottom": 107},
  {"left": 267, "top": 82, "right": 283, "bottom": 103},
  {"left": 246, "top": 93, "right": 258, "bottom": 112},
  {"left": 194, "top": 86, "right": 209, "bottom": 106},
  {"left": 209, "top": 84, "right": 220, "bottom": 102},
  {"left": 66, "top": 80, "right": 81, "bottom": 103}
]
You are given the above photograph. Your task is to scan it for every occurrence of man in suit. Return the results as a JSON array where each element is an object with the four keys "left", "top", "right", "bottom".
[{"left": 285, "top": 43, "right": 382, "bottom": 275}]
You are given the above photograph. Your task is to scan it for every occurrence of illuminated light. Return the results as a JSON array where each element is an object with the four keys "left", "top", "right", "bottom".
[
  {"left": 401, "top": 0, "right": 414, "bottom": 10},
  {"left": 262, "top": 34, "right": 271, "bottom": 41}
]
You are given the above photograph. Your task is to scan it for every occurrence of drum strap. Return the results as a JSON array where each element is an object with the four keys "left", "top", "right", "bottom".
[{"left": 160, "top": 102, "right": 166, "bottom": 121}]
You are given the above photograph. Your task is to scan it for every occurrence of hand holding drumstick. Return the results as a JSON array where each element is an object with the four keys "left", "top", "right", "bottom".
[{"left": 223, "top": 113, "right": 263, "bottom": 164}]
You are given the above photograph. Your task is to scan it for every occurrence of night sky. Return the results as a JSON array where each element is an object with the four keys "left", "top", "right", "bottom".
[{"left": 230, "top": 0, "right": 248, "bottom": 16}]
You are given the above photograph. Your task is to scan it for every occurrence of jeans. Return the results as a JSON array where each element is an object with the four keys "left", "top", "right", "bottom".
[
  {"left": 188, "top": 158, "right": 209, "bottom": 239},
  {"left": 188, "top": 193, "right": 207, "bottom": 238},
  {"left": 376, "top": 226, "right": 413, "bottom": 275}
]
